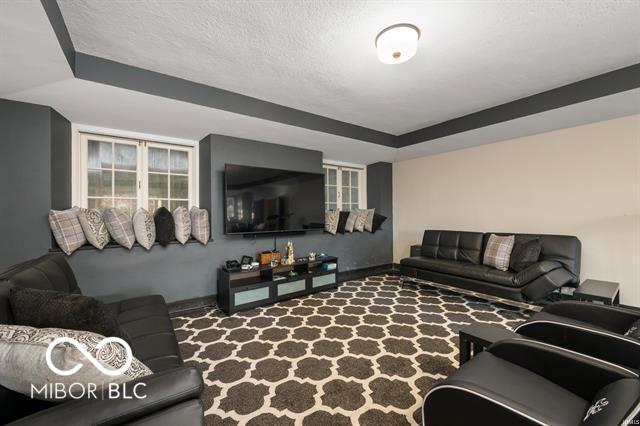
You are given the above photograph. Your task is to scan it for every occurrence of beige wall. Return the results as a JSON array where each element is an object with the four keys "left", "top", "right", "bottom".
[{"left": 393, "top": 114, "right": 640, "bottom": 305}]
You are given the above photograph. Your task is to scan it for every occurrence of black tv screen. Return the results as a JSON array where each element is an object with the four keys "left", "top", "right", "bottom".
[{"left": 224, "top": 164, "right": 325, "bottom": 234}]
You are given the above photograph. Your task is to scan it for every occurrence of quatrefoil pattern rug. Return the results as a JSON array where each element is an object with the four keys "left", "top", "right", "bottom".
[{"left": 172, "top": 275, "right": 535, "bottom": 425}]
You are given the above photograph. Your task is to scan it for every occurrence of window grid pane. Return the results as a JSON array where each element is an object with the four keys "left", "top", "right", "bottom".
[{"left": 84, "top": 136, "right": 192, "bottom": 214}]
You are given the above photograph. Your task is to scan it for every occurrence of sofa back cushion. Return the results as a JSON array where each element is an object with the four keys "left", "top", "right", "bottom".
[
  {"left": 484, "top": 233, "right": 581, "bottom": 280},
  {"left": 421, "top": 230, "right": 484, "bottom": 264},
  {"left": 0, "top": 254, "right": 81, "bottom": 325}
]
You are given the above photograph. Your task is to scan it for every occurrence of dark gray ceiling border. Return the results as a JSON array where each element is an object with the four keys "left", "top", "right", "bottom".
[
  {"left": 42, "top": 0, "right": 639, "bottom": 150},
  {"left": 398, "top": 63, "right": 640, "bottom": 147},
  {"left": 40, "top": 0, "right": 75, "bottom": 71},
  {"left": 74, "top": 53, "right": 398, "bottom": 147}
]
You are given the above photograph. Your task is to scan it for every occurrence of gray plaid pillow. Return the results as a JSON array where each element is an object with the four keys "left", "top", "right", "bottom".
[
  {"left": 483, "top": 234, "right": 515, "bottom": 271},
  {"left": 324, "top": 210, "right": 339, "bottom": 235},
  {"left": 77, "top": 207, "right": 109, "bottom": 250},
  {"left": 103, "top": 208, "right": 136, "bottom": 249},
  {"left": 49, "top": 207, "right": 86, "bottom": 255},
  {"left": 132, "top": 208, "right": 156, "bottom": 250},
  {"left": 190, "top": 206, "right": 210, "bottom": 245}
]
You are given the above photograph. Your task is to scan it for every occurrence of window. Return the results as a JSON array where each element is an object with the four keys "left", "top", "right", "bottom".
[
  {"left": 323, "top": 164, "right": 366, "bottom": 211},
  {"left": 78, "top": 133, "right": 195, "bottom": 215}
]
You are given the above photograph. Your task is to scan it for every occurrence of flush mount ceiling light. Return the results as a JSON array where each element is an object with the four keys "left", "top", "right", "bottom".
[{"left": 375, "top": 23, "right": 420, "bottom": 64}]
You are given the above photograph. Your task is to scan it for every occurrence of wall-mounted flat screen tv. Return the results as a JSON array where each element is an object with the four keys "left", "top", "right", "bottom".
[{"left": 224, "top": 164, "right": 325, "bottom": 235}]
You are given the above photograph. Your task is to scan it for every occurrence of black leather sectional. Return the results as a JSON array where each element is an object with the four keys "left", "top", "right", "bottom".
[
  {"left": 0, "top": 254, "right": 204, "bottom": 425},
  {"left": 400, "top": 230, "right": 581, "bottom": 302}
]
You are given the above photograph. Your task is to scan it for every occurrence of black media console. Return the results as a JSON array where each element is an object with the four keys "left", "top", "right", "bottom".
[{"left": 217, "top": 256, "right": 338, "bottom": 315}]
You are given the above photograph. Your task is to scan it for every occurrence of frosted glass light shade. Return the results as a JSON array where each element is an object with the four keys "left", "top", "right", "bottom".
[{"left": 375, "top": 24, "right": 420, "bottom": 64}]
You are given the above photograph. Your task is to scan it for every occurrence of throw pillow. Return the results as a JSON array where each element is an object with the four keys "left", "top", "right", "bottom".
[
  {"left": 363, "top": 208, "right": 376, "bottom": 232},
  {"left": 9, "top": 287, "right": 130, "bottom": 343},
  {"left": 371, "top": 213, "right": 387, "bottom": 233},
  {"left": 49, "top": 207, "right": 86, "bottom": 255},
  {"left": 353, "top": 209, "right": 367, "bottom": 232},
  {"left": 154, "top": 207, "right": 175, "bottom": 246},
  {"left": 173, "top": 206, "right": 191, "bottom": 244},
  {"left": 132, "top": 208, "right": 156, "bottom": 250},
  {"left": 324, "top": 210, "right": 339, "bottom": 235},
  {"left": 0, "top": 324, "right": 151, "bottom": 401},
  {"left": 336, "top": 211, "right": 350, "bottom": 234},
  {"left": 190, "top": 206, "right": 210, "bottom": 245},
  {"left": 103, "top": 208, "right": 136, "bottom": 249},
  {"left": 625, "top": 319, "right": 640, "bottom": 341},
  {"left": 77, "top": 207, "right": 110, "bottom": 250},
  {"left": 509, "top": 238, "right": 542, "bottom": 272},
  {"left": 344, "top": 209, "right": 360, "bottom": 233},
  {"left": 483, "top": 234, "right": 516, "bottom": 271}
]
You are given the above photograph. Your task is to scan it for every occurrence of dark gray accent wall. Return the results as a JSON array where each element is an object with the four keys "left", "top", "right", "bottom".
[
  {"left": 50, "top": 109, "right": 72, "bottom": 210},
  {"left": 67, "top": 135, "right": 393, "bottom": 303},
  {"left": 0, "top": 99, "right": 69, "bottom": 268}
]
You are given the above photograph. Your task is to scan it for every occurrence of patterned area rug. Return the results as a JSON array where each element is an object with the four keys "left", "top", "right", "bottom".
[{"left": 172, "top": 275, "right": 536, "bottom": 425}]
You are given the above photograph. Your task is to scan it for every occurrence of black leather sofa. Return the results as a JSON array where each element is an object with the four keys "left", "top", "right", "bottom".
[
  {"left": 423, "top": 338, "right": 640, "bottom": 425},
  {"left": 516, "top": 300, "right": 640, "bottom": 372},
  {"left": 0, "top": 254, "right": 204, "bottom": 425},
  {"left": 400, "top": 230, "right": 581, "bottom": 302}
]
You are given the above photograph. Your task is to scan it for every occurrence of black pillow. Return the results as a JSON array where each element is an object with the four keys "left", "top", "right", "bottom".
[
  {"left": 9, "top": 287, "right": 130, "bottom": 342},
  {"left": 625, "top": 319, "right": 640, "bottom": 341},
  {"left": 371, "top": 213, "right": 387, "bottom": 233},
  {"left": 336, "top": 211, "right": 350, "bottom": 234},
  {"left": 154, "top": 207, "right": 175, "bottom": 246},
  {"left": 509, "top": 238, "right": 542, "bottom": 272}
]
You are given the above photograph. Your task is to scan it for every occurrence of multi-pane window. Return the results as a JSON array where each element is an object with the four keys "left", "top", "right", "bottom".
[
  {"left": 80, "top": 133, "right": 194, "bottom": 216},
  {"left": 146, "top": 144, "right": 190, "bottom": 212},
  {"left": 323, "top": 164, "right": 365, "bottom": 211}
]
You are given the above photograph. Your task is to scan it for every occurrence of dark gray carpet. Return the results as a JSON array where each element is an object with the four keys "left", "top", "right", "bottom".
[{"left": 172, "top": 275, "right": 534, "bottom": 425}]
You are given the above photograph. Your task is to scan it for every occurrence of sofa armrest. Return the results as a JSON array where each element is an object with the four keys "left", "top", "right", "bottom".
[
  {"left": 410, "top": 245, "right": 421, "bottom": 257},
  {"left": 487, "top": 338, "right": 636, "bottom": 401},
  {"left": 513, "top": 260, "right": 562, "bottom": 286},
  {"left": 542, "top": 301, "right": 640, "bottom": 333},
  {"left": 9, "top": 366, "right": 204, "bottom": 426}
]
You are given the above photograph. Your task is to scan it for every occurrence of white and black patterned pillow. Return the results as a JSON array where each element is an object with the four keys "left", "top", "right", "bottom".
[
  {"left": 49, "top": 207, "right": 86, "bottom": 255},
  {"left": 77, "top": 207, "right": 109, "bottom": 250},
  {"left": 103, "top": 208, "right": 136, "bottom": 249},
  {"left": 483, "top": 234, "right": 515, "bottom": 271},
  {"left": 190, "top": 206, "right": 210, "bottom": 245},
  {"left": 0, "top": 324, "right": 151, "bottom": 401},
  {"left": 324, "top": 210, "right": 339, "bottom": 235},
  {"left": 363, "top": 208, "right": 376, "bottom": 232},
  {"left": 173, "top": 206, "right": 191, "bottom": 244},
  {"left": 132, "top": 208, "right": 156, "bottom": 250}
]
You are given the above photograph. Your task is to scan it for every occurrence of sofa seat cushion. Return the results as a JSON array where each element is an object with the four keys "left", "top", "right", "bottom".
[
  {"left": 108, "top": 295, "right": 183, "bottom": 373},
  {"left": 400, "top": 257, "right": 518, "bottom": 287},
  {"left": 438, "top": 351, "right": 588, "bottom": 426}
]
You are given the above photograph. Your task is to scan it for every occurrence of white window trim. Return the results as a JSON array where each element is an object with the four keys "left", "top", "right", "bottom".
[
  {"left": 323, "top": 161, "right": 367, "bottom": 210},
  {"left": 72, "top": 124, "right": 199, "bottom": 209}
]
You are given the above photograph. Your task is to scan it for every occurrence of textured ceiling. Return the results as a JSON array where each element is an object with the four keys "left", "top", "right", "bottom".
[{"left": 58, "top": 0, "right": 640, "bottom": 134}]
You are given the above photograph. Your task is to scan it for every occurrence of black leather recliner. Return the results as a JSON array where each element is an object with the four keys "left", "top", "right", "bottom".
[
  {"left": 516, "top": 300, "right": 640, "bottom": 372},
  {"left": 423, "top": 338, "right": 640, "bottom": 426},
  {"left": 0, "top": 254, "right": 204, "bottom": 425}
]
